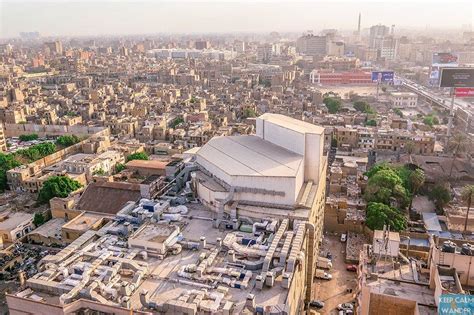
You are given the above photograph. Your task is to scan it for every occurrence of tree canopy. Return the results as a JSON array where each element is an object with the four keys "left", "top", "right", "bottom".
[
  {"left": 364, "top": 163, "right": 425, "bottom": 211},
  {"left": 353, "top": 101, "right": 375, "bottom": 114},
  {"left": 323, "top": 97, "right": 342, "bottom": 114},
  {"left": 56, "top": 135, "right": 80, "bottom": 147},
  {"left": 126, "top": 152, "right": 149, "bottom": 162},
  {"left": 423, "top": 115, "right": 439, "bottom": 127},
  {"left": 19, "top": 134, "right": 39, "bottom": 142},
  {"left": 0, "top": 153, "right": 22, "bottom": 191},
  {"left": 38, "top": 176, "right": 82, "bottom": 204},
  {"left": 428, "top": 184, "right": 452, "bottom": 212},
  {"left": 170, "top": 117, "right": 184, "bottom": 128},
  {"left": 366, "top": 202, "right": 407, "bottom": 231}
]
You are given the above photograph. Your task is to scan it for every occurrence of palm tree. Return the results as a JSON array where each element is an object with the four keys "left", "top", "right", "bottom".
[
  {"left": 408, "top": 168, "right": 425, "bottom": 211},
  {"left": 462, "top": 185, "right": 474, "bottom": 236},
  {"left": 405, "top": 141, "right": 415, "bottom": 164},
  {"left": 448, "top": 134, "right": 468, "bottom": 180}
]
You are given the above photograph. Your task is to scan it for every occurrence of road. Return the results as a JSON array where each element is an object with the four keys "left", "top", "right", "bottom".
[
  {"left": 312, "top": 234, "right": 357, "bottom": 314},
  {"left": 398, "top": 77, "right": 473, "bottom": 120}
]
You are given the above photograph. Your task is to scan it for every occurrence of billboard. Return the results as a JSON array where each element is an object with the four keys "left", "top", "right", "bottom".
[
  {"left": 455, "top": 87, "right": 474, "bottom": 97},
  {"left": 432, "top": 52, "right": 459, "bottom": 67},
  {"left": 440, "top": 68, "right": 474, "bottom": 88},
  {"left": 371, "top": 71, "right": 394, "bottom": 83}
]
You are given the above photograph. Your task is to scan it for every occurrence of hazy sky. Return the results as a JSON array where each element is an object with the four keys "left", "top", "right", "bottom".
[{"left": 0, "top": 0, "right": 473, "bottom": 38}]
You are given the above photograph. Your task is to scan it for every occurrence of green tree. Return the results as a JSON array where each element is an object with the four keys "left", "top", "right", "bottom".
[
  {"left": 461, "top": 185, "right": 474, "bottom": 235},
  {"left": 365, "top": 119, "right": 377, "bottom": 126},
  {"left": 38, "top": 176, "right": 82, "bottom": 204},
  {"left": 126, "top": 152, "right": 149, "bottom": 162},
  {"left": 394, "top": 108, "right": 403, "bottom": 117},
  {"left": 243, "top": 108, "right": 257, "bottom": 118},
  {"left": 115, "top": 163, "right": 126, "bottom": 173},
  {"left": 323, "top": 97, "right": 342, "bottom": 114},
  {"left": 365, "top": 162, "right": 392, "bottom": 178},
  {"left": 93, "top": 168, "right": 106, "bottom": 176},
  {"left": 16, "top": 142, "right": 56, "bottom": 163},
  {"left": 171, "top": 117, "right": 184, "bottom": 128},
  {"left": 428, "top": 184, "right": 451, "bottom": 212},
  {"left": 365, "top": 168, "right": 409, "bottom": 208},
  {"left": 353, "top": 101, "right": 375, "bottom": 114},
  {"left": 408, "top": 169, "right": 425, "bottom": 211},
  {"left": 448, "top": 133, "right": 468, "bottom": 180},
  {"left": 366, "top": 202, "right": 407, "bottom": 231},
  {"left": 405, "top": 141, "right": 415, "bottom": 163},
  {"left": 0, "top": 153, "right": 22, "bottom": 191},
  {"left": 56, "top": 135, "right": 80, "bottom": 147},
  {"left": 33, "top": 212, "right": 45, "bottom": 226},
  {"left": 19, "top": 134, "right": 39, "bottom": 142},
  {"left": 423, "top": 115, "right": 439, "bottom": 127}
]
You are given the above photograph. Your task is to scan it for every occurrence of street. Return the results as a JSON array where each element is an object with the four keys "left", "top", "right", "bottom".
[{"left": 312, "top": 234, "right": 357, "bottom": 314}]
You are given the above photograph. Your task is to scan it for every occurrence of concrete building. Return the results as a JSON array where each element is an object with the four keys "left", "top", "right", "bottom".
[
  {"left": 0, "top": 211, "right": 34, "bottom": 245},
  {"left": 310, "top": 70, "right": 373, "bottom": 85},
  {"left": 389, "top": 92, "right": 418, "bottom": 108},
  {"left": 296, "top": 34, "right": 328, "bottom": 56}
]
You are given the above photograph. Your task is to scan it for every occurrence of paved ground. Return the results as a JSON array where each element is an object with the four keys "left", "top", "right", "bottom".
[{"left": 312, "top": 234, "right": 357, "bottom": 314}]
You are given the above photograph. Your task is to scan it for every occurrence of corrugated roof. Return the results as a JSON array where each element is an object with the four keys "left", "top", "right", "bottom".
[
  {"left": 197, "top": 135, "right": 303, "bottom": 177},
  {"left": 77, "top": 182, "right": 141, "bottom": 214}
]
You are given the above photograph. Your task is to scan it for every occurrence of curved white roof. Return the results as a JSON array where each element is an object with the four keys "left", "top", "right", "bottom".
[{"left": 196, "top": 135, "right": 303, "bottom": 177}]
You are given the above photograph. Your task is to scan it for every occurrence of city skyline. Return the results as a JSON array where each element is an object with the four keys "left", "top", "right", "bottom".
[{"left": 0, "top": 0, "right": 473, "bottom": 38}]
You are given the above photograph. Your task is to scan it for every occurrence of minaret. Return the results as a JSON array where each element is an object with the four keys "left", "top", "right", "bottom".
[{"left": 358, "top": 13, "right": 361, "bottom": 34}]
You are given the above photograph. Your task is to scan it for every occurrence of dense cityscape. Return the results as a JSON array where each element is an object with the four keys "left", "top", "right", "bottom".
[{"left": 0, "top": 1, "right": 473, "bottom": 314}]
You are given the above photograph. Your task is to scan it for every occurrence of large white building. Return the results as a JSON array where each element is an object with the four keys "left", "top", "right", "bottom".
[{"left": 195, "top": 113, "right": 325, "bottom": 212}]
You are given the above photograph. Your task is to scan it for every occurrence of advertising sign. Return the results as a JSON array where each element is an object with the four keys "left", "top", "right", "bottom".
[
  {"left": 455, "top": 87, "right": 474, "bottom": 97},
  {"left": 432, "top": 52, "right": 459, "bottom": 67},
  {"left": 371, "top": 71, "right": 394, "bottom": 83},
  {"left": 440, "top": 68, "right": 474, "bottom": 88},
  {"left": 439, "top": 294, "right": 474, "bottom": 315}
]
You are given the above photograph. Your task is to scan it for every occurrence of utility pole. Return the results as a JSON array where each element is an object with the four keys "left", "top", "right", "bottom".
[{"left": 445, "top": 87, "right": 455, "bottom": 149}]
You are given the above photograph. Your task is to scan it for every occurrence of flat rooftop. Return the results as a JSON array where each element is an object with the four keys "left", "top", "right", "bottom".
[
  {"left": 132, "top": 206, "right": 289, "bottom": 312},
  {"left": 197, "top": 135, "right": 303, "bottom": 177},
  {"left": 0, "top": 211, "right": 33, "bottom": 231},
  {"left": 126, "top": 160, "right": 168, "bottom": 170},
  {"left": 259, "top": 113, "right": 325, "bottom": 135},
  {"left": 129, "top": 222, "right": 178, "bottom": 243},
  {"left": 61, "top": 212, "right": 105, "bottom": 232}
]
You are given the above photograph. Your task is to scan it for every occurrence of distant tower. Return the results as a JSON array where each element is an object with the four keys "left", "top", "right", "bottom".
[
  {"left": 391, "top": 24, "right": 395, "bottom": 35},
  {"left": 358, "top": 13, "right": 361, "bottom": 34}
]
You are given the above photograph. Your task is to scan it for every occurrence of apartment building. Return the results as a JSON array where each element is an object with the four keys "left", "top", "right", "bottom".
[
  {"left": 389, "top": 92, "right": 418, "bottom": 108},
  {"left": 334, "top": 125, "right": 435, "bottom": 154}
]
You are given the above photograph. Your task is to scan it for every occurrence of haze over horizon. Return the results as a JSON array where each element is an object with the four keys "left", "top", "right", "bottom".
[{"left": 0, "top": 0, "right": 473, "bottom": 38}]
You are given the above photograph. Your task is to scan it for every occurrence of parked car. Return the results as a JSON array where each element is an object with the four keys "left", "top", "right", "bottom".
[
  {"left": 315, "top": 269, "right": 333, "bottom": 280},
  {"left": 337, "top": 303, "right": 354, "bottom": 311},
  {"left": 340, "top": 233, "right": 347, "bottom": 242},
  {"left": 309, "top": 300, "right": 325, "bottom": 309},
  {"left": 346, "top": 264, "right": 357, "bottom": 272}
]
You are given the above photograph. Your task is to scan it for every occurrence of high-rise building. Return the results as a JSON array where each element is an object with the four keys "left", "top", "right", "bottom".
[
  {"left": 233, "top": 40, "right": 246, "bottom": 53},
  {"left": 369, "top": 24, "right": 398, "bottom": 60},
  {"left": 256, "top": 44, "right": 272, "bottom": 63},
  {"left": 44, "top": 40, "right": 63, "bottom": 55},
  {"left": 369, "top": 24, "right": 390, "bottom": 48},
  {"left": 195, "top": 40, "right": 210, "bottom": 50},
  {"left": 296, "top": 34, "right": 328, "bottom": 56}
]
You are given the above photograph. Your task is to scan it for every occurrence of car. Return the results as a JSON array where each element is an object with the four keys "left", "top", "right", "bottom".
[
  {"left": 337, "top": 303, "right": 354, "bottom": 311},
  {"left": 309, "top": 300, "right": 325, "bottom": 309},
  {"left": 326, "top": 252, "right": 332, "bottom": 259},
  {"left": 346, "top": 264, "right": 357, "bottom": 272},
  {"left": 340, "top": 233, "right": 347, "bottom": 242}
]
